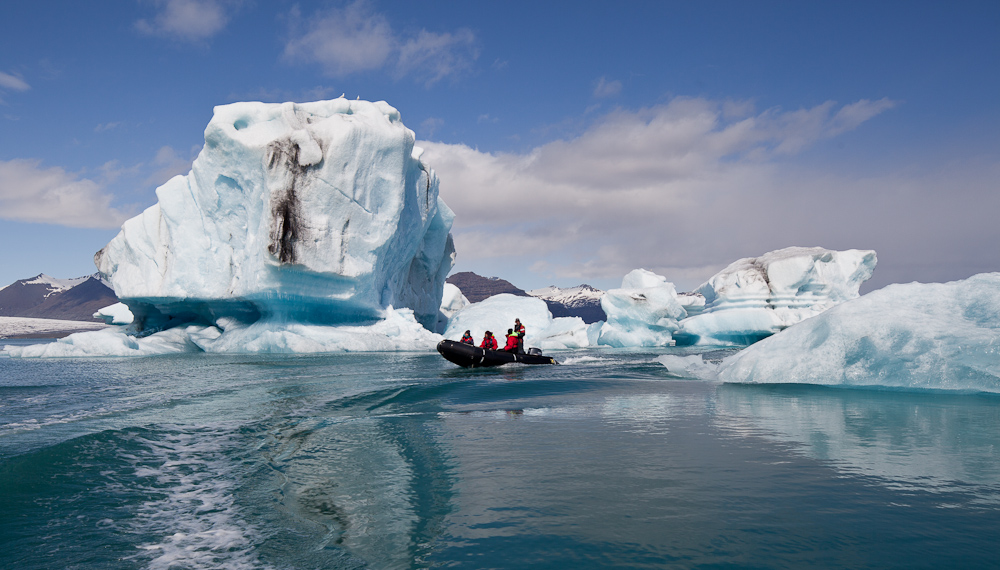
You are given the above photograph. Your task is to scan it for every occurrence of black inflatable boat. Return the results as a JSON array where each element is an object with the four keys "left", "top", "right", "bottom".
[{"left": 437, "top": 339, "right": 558, "bottom": 368}]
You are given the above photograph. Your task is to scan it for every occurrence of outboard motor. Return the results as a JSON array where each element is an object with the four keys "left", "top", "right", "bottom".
[{"left": 527, "top": 347, "right": 543, "bottom": 356}]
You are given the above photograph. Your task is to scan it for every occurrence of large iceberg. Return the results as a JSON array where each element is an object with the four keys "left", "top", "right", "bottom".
[
  {"left": 717, "top": 273, "right": 1000, "bottom": 392},
  {"left": 9, "top": 98, "right": 455, "bottom": 357},
  {"left": 443, "top": 294, "right": 592, "bottom": 350},
  {"left": 11, "top": 97, "right": 458, "bottom": 357},
  {"left": 674, "top": 247, "right": 876, "bottom": 346},
  {"left": 96, "top": 98, "right": 455, "bottom": 333}
]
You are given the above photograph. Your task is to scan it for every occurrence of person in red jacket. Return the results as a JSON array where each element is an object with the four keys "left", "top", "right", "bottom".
[
  {"left": 460, "top": 330, "right": 474, "bottom": 345},
  {"left": 480, "top": 331, "right": 498, "bottom": 350},
  {"left": 503, "top": 329, "right": 520, "bottom": 352}
]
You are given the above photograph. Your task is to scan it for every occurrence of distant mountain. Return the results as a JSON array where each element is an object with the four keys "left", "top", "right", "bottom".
[
  {"left": 445, "top": 272, "right": 529, "bottom": 303},
  {"left": 0, "top": 274, "right": 118, "bottom": 322},
  {"left": 529, "top": 285, "right": 607, "bottom": 324},
  {"left": 446, "top": 272, "right": 606, "bottom": 324}
]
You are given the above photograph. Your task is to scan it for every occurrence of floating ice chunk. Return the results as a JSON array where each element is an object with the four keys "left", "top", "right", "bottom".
[
  {"left": 4, "top": 325, "right": 208, "bottom": 357},
  {"left": 717, "top": 273, "right": 1000, "bottom": 392},
  {"left": 597, "top": 269, "right": 686, "bottom": 347},
  {"left": 443, "top": 294, "right": 591, "bottom": 350},
  {"left": 435, "top": 282, "right": 469, "bottom": 333},
  {"left": 94, "top": 302, "right": 135, "bottom": 325},
  {"left": 675, "top": 247, "right": 876, "bottom": 345},
  {"left": 95, "top": 98, "right": 455, "bottom": 333},
  {"left": 656, "top": 355, "right": 719, "bottom": 380}
]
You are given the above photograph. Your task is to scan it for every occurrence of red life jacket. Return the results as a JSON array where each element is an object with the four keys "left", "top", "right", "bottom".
[
  {"left": 481, "top": 335, "right": 497, "bottom": 350},
  {"left": 503, "top": 335, "right": 519, "bottom": 351}
]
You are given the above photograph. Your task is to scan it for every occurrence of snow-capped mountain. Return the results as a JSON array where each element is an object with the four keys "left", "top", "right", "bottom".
[
  {"left": 0, "top": 274, "right": 118, "bottom": 321},
  {"left": 528, "top": 285, "right": 606, "bottom": 323},
  {"left": 529, "top": 285, "right": 604, "bottom": 307}
]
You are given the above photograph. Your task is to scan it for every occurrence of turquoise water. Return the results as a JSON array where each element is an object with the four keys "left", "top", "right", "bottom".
[{"left": 2, "top": 346, "right": 999, "bottom": 569}]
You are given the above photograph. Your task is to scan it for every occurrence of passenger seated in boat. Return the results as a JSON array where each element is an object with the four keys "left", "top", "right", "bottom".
[
  {"left": 480, "top": 331, "right": 498, "bottom": 350},
  {"left": 460, "top": 330, "right": 474, "bottom": 345},
  {"left": 503, "top": 329, "right": 520, "bottom": 352}
]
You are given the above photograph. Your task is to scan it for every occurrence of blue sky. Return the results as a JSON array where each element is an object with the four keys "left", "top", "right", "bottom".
[{"left": 1, "top": 1, "right": 998, "bottom": 292}]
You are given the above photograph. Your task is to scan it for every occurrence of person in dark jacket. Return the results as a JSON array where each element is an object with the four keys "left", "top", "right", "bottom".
[
  {"left": 460, "top": 330, "right": 474, "bottom": 345},
  {"left": 480, "top": 331, "right": 498, "bottom": 350},
  {"left": 513, "top": 318, "right": 526, "bottom": 353}
]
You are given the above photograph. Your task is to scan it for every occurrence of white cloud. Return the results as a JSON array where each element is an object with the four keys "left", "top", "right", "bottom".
[
  {"left": 136, "top": 0, "right": 238, "bottom": 42},
  {"left": 827, "top": 97, "right": 897, "bottom": 136},
  {"left": 593, "top": 76, "right": 622, "bottom": 98},
  {"left": 0, "top": 159, "right": 129, "bottom": 229},
  {"left": 397, "top": 28, "right": 478, "bottom": 85},
  {"left": 0, "top": 71, "right": 30, "bottom": 92},
  {"left": 283, "top": 2, "right": 394, "bottom": 76},
  {"left": 419, "top": 96, "right": 996, "bottom": 290},
  {"left": 283, "top": 1, "right": 478, "bottom": 83}
]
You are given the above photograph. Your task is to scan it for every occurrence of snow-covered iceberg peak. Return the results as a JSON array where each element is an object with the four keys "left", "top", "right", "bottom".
[
  {"left": 96, "top": 98, "right": 455, "bottom": 331},
  {"left": 675, "top": 247, "right": 876, "bottom": 345}
]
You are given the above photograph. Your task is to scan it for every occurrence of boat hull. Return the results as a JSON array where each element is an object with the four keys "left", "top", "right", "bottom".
[{"left": 436, "top": 339, "right": 558, "bottom": 368}]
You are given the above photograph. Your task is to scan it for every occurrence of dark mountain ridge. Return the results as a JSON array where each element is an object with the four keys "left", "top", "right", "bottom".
[
  {"left": 446, "top": 272, "right": 529, "bottom": 303},
  {"left": 0, "top": 274, "right": 118, "bottom": 322}
]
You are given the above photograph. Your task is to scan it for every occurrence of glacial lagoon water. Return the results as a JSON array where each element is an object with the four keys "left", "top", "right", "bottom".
[{"left": 2, "top": 344, "right": 999, "bottom": 569}]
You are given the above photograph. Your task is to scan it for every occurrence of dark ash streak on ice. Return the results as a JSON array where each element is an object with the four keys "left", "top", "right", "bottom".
[{"left": 266, "top": 139, "right": 320, "bottom": 265}]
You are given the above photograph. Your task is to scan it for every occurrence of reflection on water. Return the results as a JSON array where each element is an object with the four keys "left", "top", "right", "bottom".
[{"left": 715, "top": 384, "right": 1000, "bottom": 499}]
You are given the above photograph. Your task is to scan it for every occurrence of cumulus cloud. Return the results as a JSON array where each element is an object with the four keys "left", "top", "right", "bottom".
[
  {"left": 0, "top": 159, "right": 129, "bottom": 229},
  {"left": 418, "top": 96, "right": 995, "bottom": 290},
  {"left": 283, "top": 1, "right": 478, "bottom": 84},
  {"left": 136, "top": 0, "right": 239, "bottom": 42}
]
